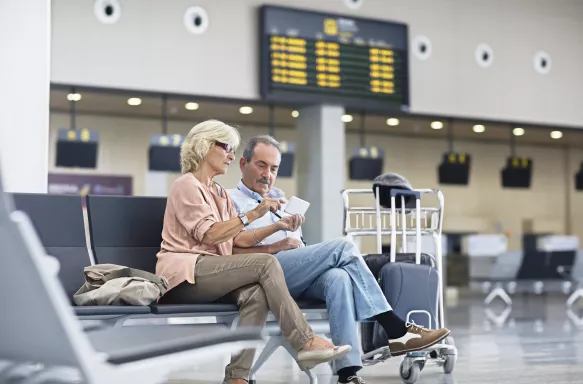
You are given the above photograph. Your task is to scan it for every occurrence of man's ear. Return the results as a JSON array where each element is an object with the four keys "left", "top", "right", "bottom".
[{"left": 239, "top": 157, "right": 247, "bottom": 172}]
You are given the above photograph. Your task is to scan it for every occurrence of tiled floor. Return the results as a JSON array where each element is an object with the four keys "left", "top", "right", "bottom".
[{"left": 167, "top": 294, "right": 583, "bottom": 383}]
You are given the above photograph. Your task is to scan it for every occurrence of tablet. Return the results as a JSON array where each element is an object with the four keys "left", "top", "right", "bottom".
[{"left": 284, "top": 196, "right": 310, "bottom": 215}]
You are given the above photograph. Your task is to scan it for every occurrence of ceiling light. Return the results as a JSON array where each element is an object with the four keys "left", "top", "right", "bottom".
[
  {"left": 67, "top": 93, "right": 82, "bottom": 102},
  {"left": 341, "top": 114, "right": 353, "bottom": 123},
  {"left": 127, "top": 97, "right": 142, "bottom": 106},
  {"left": 291, "top": 110, "right": 299, "bottom": 118},
  {"left": 239, "top": 106, "right": 253, "bottom": 115},
  {"left": 387, "top": 118, "right": 399, "bottom": 126},
  {"left": 473, "top": 124, "right": 485, "bottom": 133},
  {"left": 430, "top": 121, "right": 443, "bottom": 130},
  {"left": 513, "top": 127, "right": 525, "bottom": 136},
  {"left": 185, "top": 102, "right": 199, "bottom": 110},
  {"left": 550, "top": 130, "right": 563, "bottom": 139}
]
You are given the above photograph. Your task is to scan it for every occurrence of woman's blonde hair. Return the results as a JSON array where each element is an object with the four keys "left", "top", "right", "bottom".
[{"left": 180, "top": 119, "right": 241, "bottom": 174}]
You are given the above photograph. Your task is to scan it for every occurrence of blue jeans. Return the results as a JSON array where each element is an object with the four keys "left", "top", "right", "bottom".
[{"left": 274, "top": 237, "right": 391, "bottom": 371}]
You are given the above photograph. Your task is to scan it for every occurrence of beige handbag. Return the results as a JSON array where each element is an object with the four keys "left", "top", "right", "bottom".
[{"left": 73, "top": 264, "right": 168, "bottom": 306}]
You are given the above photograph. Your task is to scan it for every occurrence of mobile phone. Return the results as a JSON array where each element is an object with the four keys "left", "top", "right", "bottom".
[{"left": 284, "top": 196, "right": 310, "bottom": 215}]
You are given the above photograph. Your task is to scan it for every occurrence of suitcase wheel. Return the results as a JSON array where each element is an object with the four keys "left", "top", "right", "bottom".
[
  {"left": 443, "top": 354, "right": 456, "bottom": 374},
  {"left": 399, "top": 357, "right": 422, "bottom": 384}
]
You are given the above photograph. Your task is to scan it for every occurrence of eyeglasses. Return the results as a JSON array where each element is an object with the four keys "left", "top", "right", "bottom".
[{"left": 215, "top": 141, "right": 234, "bottom": 153}]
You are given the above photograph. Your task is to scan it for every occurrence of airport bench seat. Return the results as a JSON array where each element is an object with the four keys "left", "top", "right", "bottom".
[
  {"left": 73, "top": 301, "right": 326, "bottom": 317},
  {"left": 74, "top": 305, "right": 152, "bottom": 316}
]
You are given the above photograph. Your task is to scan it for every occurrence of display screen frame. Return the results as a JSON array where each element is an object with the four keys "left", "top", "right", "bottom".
[{"left": 259, "top": 5, "right": 410, "bottom": 112}]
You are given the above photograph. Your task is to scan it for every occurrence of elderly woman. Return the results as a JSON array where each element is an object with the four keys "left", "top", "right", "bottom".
[{"left": 156, "top": 119, "right": 350, "bottom": 384}]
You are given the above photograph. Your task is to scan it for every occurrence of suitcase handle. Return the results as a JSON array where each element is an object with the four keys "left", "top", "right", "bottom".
[{"left": 389, "top": 189, "right": 421, "bottom": 199}]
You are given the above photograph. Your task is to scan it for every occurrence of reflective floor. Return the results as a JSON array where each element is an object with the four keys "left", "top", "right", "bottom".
[{"left": 168, "top": 294, "right": 583, "bottom": 383}]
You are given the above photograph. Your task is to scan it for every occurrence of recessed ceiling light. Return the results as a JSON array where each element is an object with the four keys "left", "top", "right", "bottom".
[
  {"left": 127, "top": 97, "right": 142, "bottom": 106},
  {"left": 430, "top": 121, "right": 443, "bottom": 130},
  {"left": 341, "top": 114, "right": 353, "bottom": 123},
  {"left": 67, "top": 93, "right": 82, "bottom": 102},
  {"left": 185, "top": 102, "right": 199, "bottom": 110},
  {"left": 239, "top": 106, "right": 253, "bottom": 115},
  {"left": 473, "top": 124, "right": 485, "bottom": 133},
  {"left": 291, "top": 110, "right": 299, "bottom": 118},
  {"left": 550, "top": 130, "right": 563, "bottom": 139},
  {"left": 513, "top": 127, "right": 525, "bottom": 136},
  {"left": 387, "top": 118, "right": 399, "bottom": 126}
]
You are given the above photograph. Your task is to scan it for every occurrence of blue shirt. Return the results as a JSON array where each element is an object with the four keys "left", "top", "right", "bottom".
[{"left": 229, "top": 181, "right": 304, "bottom": 247}]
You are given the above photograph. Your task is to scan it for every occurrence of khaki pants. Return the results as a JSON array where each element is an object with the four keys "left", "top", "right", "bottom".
[{"left": 160, "top": 253, "right": 315, "bottom": 380}]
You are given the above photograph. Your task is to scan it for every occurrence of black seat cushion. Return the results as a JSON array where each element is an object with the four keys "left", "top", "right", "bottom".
[
  {"left": 151, "top": 301, "right": 326, "bottom": 315},
  {"left": 46, "top": 246, "right": 92, "bottom": 300},
  {"left": 74, "top": 305, "right": 151, "bottom": 316},
  {"left": 10, "top": 194, "right": 86, "bottom": 247},
  {"left": 11, "top": 194, "right": 90, "bottom": 299},
  {"left": 86, "top": 195, "right": 167, "bottom": 274},
  {"left": 151, "top": 303, "right": 239, "bottom": 315}
]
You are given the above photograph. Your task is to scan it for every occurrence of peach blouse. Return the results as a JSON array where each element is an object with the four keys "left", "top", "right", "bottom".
[{"left": 156, "top": 173, "right": 243, "bottom": 291}]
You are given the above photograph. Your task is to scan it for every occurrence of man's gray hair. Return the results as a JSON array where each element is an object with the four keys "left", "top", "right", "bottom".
[{"left": 242, "top": 135, "right": 281, "bottom": 161}]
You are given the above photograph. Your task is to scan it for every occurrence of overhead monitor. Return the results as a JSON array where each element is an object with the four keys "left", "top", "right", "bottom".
[
  {"left": 148, "top": 134, "right": 185, "bottom": 172},
  {"left": 55, "top": 128, "right": 99, "bottom": 169},
  {"left": 260, "top": 5, "right": 409, "bottom": 111},
  {"left": 349, "top": 146, "right": 384, "bottom": 180},
  {"left": 438, "top": 152, "right": 471, "bottom": 185},
  {"left": 501, "top": 156, "right": 533, "bottom": 189}
]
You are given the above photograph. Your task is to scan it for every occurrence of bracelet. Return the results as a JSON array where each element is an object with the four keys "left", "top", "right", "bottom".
[{"left": 252, "top": 229, "right": 261, "bottom": 244}]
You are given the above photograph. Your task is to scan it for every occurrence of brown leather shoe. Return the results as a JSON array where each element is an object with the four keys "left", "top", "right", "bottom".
[{"left": 388, "top": 323, "right": 450, "bottom": 356}]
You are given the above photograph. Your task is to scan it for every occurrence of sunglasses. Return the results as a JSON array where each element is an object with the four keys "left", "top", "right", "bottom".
[{"left": 215, "top": 141, "right": 234, "bottom": 153}]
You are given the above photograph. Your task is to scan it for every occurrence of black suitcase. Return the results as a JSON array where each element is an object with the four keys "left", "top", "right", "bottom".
[
  {"left": 361, "top": 253, "right": 436, "bottom": 353},
  {"left": 371, "top": 262, "right": 439, "bottom": 349}
]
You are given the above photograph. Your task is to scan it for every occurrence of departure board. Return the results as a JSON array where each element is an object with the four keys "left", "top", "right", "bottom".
[{"left": 259, "top": 6, "right": 409, "bottom": 111}]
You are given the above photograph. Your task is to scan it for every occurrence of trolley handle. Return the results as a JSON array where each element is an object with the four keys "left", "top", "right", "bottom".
[
  {"left": 389, "top": 189, "right": 421, "bottom": 199},
  {"left": 388, "top": 189, "right": 422, "bottom": 265}
]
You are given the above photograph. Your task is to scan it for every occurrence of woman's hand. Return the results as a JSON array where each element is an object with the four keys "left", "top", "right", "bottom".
[{"left": 276, "top": 214, "right": 305, "bottom": 232}]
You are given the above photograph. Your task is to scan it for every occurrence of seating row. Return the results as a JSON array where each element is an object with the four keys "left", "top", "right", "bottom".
[
  {"left": 11, "top": 193, "right": 327, "bottom": 319},
  {"left": 8, "top": 192, "right": 328, "bottom": 383}
]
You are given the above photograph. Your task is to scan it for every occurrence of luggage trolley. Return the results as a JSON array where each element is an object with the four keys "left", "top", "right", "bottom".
[{"left": 341, "top": 187, "right": 457, "bottom": 384}]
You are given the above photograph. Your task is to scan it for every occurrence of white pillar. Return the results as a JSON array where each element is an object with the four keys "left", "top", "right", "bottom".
[
  {"left": 296, "top": 105, "right": 345, "bottom": 244},
  {"left": 144, "top": 171, "right": 169, "bottom": 197},
  {"left": 0, "top": 0, "right": 51, "bottom": 193}
]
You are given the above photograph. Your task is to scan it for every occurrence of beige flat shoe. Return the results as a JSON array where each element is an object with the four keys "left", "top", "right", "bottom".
[{"left": 296, "top": 345, "right": 352, "bottom": 371}]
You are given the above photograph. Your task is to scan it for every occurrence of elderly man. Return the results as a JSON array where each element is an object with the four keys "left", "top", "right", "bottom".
[{"left": 229, "top": 136, "right": 449, "bottom": 384}]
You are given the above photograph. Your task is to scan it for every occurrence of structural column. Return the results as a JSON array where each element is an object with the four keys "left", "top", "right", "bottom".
[
  {"left": 0, "top": 0, "right": 51, "bottom": 192},
  {"left": 296, "top": 105, "right": 345, "bottom": 244},
  {"left": 144, "top": 171, "right": 170, "bottom": 197}
]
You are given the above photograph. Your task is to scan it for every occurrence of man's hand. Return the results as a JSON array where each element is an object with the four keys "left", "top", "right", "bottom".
[
  {"left": 271, "top": 237, "right": 304, "bottom": 253},
  {"left": 250, "top": 197, "right": 286, "bottom": 220},
  {"left": 276, "top": 214, "right": 305, "bottom": 232}
]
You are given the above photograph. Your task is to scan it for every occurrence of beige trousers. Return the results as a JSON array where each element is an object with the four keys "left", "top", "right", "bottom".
[{"left": 160, "top": 253, "right": 315, "bottom": 380}]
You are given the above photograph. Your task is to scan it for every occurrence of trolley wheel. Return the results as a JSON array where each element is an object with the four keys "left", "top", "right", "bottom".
[
  {"left": 443, "top": 355, "right": 456, "bottom": 374},
  {"left": 399, "top": 360, "right": 421, "bottom": 384}
]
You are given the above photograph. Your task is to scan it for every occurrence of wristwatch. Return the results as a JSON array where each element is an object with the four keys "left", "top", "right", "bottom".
[{"left": 238, "top": 213, "right": 250, "bottom": 227}]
